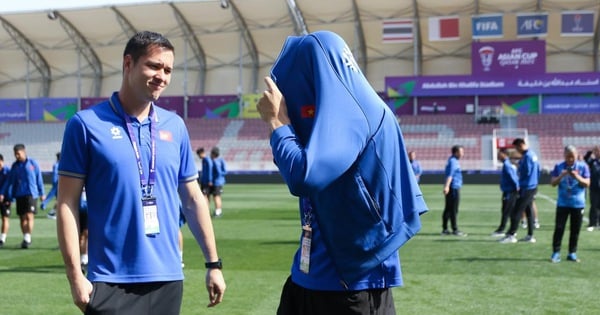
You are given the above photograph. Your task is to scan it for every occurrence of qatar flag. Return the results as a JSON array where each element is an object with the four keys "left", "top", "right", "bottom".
[{"left": 429, "top": 16, "right": 460, "bottom": 41}]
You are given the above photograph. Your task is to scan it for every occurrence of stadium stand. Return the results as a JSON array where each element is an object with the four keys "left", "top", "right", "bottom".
[{"left": 0, "top": 113, "right": 598, "bottom": 173}]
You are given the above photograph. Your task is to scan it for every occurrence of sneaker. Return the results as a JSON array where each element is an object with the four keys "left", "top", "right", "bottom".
[
  {"left": 586, "top": 226, "right": 594, "bottom": 232},
  {"left": 534, "top": 220, "right": 540, "bottom": 229},
  {"left": 566, "top": 253, "right": 580, "bottom": 262},
  {"left": 519, "top": 235, "right": 536, "bottom": 243},
  {"left": 499, "top": 235, "right": 517, "bottom": 244},
  {"left": 521, "top": 220, "right": 528, "bottom": 229},
  {"left": 21, "top": 240, "right": 31, "bottom": 249},
  {"left": 441, "top": 229, "right": 451, "bottom": 236},
  {"left": 452, "top": 230, "right": 467, "bottom": 237},
  {"left": 47, "top": 209, "right": 57, "bottom": 220},
  {"left": 550, "top": 252, "right": 561, "bottom": 263},
  {"left": 214, "top": 209, "right": 223, "bottom": 217},
  {"left": 491, "top": 230, "right": 505, "bottom": 237}
]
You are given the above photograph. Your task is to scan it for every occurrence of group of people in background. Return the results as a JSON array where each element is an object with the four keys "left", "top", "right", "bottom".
[{"left": 196, "top": 146, "right": 227, "bottom": 217}]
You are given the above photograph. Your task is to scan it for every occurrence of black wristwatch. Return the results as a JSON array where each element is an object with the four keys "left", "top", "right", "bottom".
[{"left": 205, "top": 258, "right": 223, "bottom": 269}]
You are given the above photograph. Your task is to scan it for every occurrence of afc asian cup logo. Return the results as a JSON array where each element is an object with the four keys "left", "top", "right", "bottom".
[{"left": 478, "top": 46, "right": 495, "bottom": 72}]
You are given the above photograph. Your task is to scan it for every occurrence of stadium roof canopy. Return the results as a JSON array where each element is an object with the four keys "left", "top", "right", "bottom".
[{"left": 0, "top": 0, "right": 599, "bottom": 98}]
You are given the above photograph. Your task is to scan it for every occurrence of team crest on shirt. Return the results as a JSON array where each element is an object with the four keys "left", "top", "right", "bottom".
[
  {"left": 111, "top": 126, "right": 123, "bottom": 139},
  {"left": 342, "top": 45, "right": 359, "bottom": 73}
]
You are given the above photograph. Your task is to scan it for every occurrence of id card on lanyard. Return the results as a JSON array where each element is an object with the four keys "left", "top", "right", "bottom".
[
  {"left": 111, "top": 96, "right": 160, "bottom": 236},
  {"left": 299, "top": 197, "right": 313, "bottom": 274}
]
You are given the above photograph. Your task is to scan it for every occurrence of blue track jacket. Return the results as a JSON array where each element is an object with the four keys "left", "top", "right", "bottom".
[{"left": 269, "top": 31, "right": 428, "bottom": 284}]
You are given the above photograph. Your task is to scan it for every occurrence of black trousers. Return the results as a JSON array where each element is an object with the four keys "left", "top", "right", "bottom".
[
  {"left": 277, "top": 276, "right": 396, "bottom": 315},
  {"left": 496, "top": 191, "right": 518, "bottom": 232},
  {"left": 85, "top": 281, "right": 183, "bottom": 315},
  {"left": 588, "top": 189, "right": 600, "bottom": 227},
  {"left": 442, "top": 188, "right": 460, "bottom": 231},
  {"left": 552, "top": 207, "right": 583, "bottom": 253},
  {"left": 507, "top": 188, "right": 537, "bottom": 236}
]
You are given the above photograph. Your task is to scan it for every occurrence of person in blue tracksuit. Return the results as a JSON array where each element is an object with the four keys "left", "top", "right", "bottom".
[
  {"left": 0, "top": 154, "right": 11, "bottom": 247},
  {"left": 257, "top": 30, "right": 428, "bottom": 315},
  {"left": 492, "top": 148, "right": 519, "bottom": 236},
  {"left": 41, "top": 152, "right": 61, "bottom": 219},
  {"left": 210, "top": 147, "right": 227, "bottom": 217},
  {"left": 409, "top": 151, "right": 423, "bottom": 183}
]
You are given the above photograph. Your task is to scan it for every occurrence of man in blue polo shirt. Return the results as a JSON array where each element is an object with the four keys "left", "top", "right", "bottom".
[
  {"left": 56, "top": 31, "right": 225, "bottom": 314},
  {"left": 442, "top": 145, "right": 466, "bottom": 236},
  {"left": 257, "top": 31, "right": 427, "bottom": 315},
  {"left": 492, "top": 148, "right": 519, "bottom": 236}
]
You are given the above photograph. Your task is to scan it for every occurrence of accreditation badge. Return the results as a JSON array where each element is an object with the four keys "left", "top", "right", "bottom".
[
  {"left": 142, "top": 197, "right": 160, "bottom": 235},
  {"left": 299, "top": 225, "right": 312, "bottom": 274}
]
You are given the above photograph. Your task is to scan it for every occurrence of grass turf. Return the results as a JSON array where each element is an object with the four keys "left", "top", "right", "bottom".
[{"left": 1, "top": 183, "right": 599, "bottom": 314}]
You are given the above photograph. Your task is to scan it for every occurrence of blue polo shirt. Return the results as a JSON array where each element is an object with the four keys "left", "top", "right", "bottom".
[
  {"left": 200, "top": 156, "right": 213, "bottom": 185},
  {"left": 211, "top": 157, "right": 227, "bottom": 186},
  {"left": 551, "top": 161, "right": 590, "bottom": 208},
  {"left": 445, "top": 156, "right": 462, "bottom": 189},
  {"left": 59, "top": 92, "right": 198, "bottom": 283},
  {"left": 2, "top": 158, "right": 44, "bottom": 200}
]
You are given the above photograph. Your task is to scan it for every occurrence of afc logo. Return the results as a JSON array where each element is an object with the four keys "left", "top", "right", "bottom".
[{"left": 520, "top": 18, "right": 544, "bottom": 31}]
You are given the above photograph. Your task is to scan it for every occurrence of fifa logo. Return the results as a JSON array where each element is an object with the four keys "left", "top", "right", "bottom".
[{"left": 478, "top": 46, "right": 494, "bottom": 72}]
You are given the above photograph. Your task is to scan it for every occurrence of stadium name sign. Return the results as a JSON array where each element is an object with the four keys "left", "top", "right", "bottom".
[{"left": 386, "top": 72, "right": 600, "bottom": 97}]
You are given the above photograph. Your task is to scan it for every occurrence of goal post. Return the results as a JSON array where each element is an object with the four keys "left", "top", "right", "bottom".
[{"left": 492, "top": 128, "right": 528, "bottom": 167}]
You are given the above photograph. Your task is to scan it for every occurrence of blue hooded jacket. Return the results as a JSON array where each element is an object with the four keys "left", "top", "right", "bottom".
[{"left": 269, "top": 31, "right": 428, "bottom": 285}]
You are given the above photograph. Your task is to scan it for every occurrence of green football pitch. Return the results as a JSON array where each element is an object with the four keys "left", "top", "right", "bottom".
[{"left": 0, "top": 183, "right": 599, "bottom": 314}]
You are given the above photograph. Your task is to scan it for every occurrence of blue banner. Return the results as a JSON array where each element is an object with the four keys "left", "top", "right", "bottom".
[
  {"left": 542, "top": 95, "right": 600, "bottom": 114},
  {"left": 472, "top": 14, "right": 503, "bottom": 39},
  {"left": 516, "top": 13, "right": 548, "bottom": 38},
  {"left": 0, "top": 99, "right": 26, "bottom": 121},
  {"left": 561, "top": 11, "right": 594, "bottom": 36}
]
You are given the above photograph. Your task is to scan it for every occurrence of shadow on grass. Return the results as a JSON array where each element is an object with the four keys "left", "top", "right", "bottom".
[
  {"left": 450, "top": 257, "right": 547, "bottom": 262},
  {"left": 0, "top": 265, "right": 65, "bottom": 274}
]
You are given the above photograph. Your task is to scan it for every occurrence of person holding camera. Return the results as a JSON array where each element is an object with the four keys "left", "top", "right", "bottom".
[{"left": 549, "top": 145, "right": 590, "bottom": 263}]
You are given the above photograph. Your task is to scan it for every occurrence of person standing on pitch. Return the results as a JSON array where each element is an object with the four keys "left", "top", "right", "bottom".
[
  {"left": 257, "top": 30, "right": 427, "bottom": 315},
  {"left": 56, "top": 31, "right": 225, "bottom": 314},
  {"left": 409, "top": 151, "right": 423, "bottom": 183},
  {"left": 442, "top": 145, "right": 466, "bottom": 236},
  {"left": 499, "top": 138, "right": 539, "bottom": 244},
  {"left": 549, "top": 145, "right": 590, "bottom": 263},
  {"left": 0, "top": 144, "right": 45, "bottom": 249},
  {"left": 583, "top": 146, "right": 600, "bottom": 231},
  {"left": 209, "top": 147, "right": 226, "bottom": 217},
  {"left": 0, "top": 154, "right": 11, "bottom": 247},
  {"left": 492, "top": 148, "right": 519, "bottom": 237}
]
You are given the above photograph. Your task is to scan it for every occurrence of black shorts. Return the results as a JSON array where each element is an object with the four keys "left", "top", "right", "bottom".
[
  {"left": 201, "top": 184, "right": 223, "bottom": 196},
  {"left": 277, "top": 276, "right": 396, "bottom": 315},
  {"left": 79, "top": 211, "right": 88, "bottom": 232},
  {"left": 85, "top": 281, "right": 183, "bottom": 315},
  {"left": 200, "top": 183, "right": 211, "bottom": 196},
  {"left": 16, "top": 196, "right": 37, "bottom": 216},
  {"left": 0, "top": 201, "right": 11, "bottom": 217}
]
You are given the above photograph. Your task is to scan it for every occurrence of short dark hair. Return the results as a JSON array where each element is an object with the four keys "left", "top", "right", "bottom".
[
  {"left": 123, "top": 31, "right": 174, "bottom": 64},
  {"left": 0, "top": 154, "right": 3, "bottom": 161},
  {"left": 512, "top": 138, "right": 525, "bottom": 147},
  {"left": 451, "top": 145, "right": 463, "bottom": 155},
  {"left": 13, "top": 143, "right": 25, "bottom": 152},
  {"left": 498, "top": 148, "right": 508, "bottom": 155},
  {"left": 211, "top": 147, "right": 220, "bottom": 157},
  {"left": 196, "top": 147, "right": 205, "bottom": 155}
]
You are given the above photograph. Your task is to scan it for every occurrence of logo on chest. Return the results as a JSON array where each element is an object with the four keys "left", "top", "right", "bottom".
[{"left": 111, "top": 126, "right": 123, "bottom": 140}]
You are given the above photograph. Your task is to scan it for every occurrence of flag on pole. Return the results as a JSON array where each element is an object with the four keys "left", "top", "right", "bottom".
[
  {"left": 561, "top": 11, "right": 594, "bottom": 36},
  {"left": 428, "top": 15, "right": 460, "bottom": 41},
  {"left": 516, "top": 12, "right": 548, "bottom": 37},
  {"left": 382, "top": 18, "right": 413, "bottom": 43}
]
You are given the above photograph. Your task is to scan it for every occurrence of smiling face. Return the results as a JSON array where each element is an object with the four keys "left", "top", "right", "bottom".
[{"left": 123, "top": 44, "right": 174, "bottom": 105}]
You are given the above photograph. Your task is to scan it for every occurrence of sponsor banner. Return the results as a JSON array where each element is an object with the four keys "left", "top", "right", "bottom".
[
  {"left": 81, "top": 97, "right": 106, "bottom": 110},
  {"left": 472, "top": 40, "right": 545, "bottom": 76},
  {"left": 385, "top": 97, "right": 414, "bottom": 116},
  {"left": 417, "top": 96, "right": 474, "bottom": 115},
  {"left": 0, "top": 99, "right": 26, "bottom": 121},
  {"left": 29, "top": 98, "right": 77, "bottom": 121},
  {"left": 472, "top": 14, "right": 503, "bottom": 39},
  {"left": 154, "top": 96, "right": 184, "bottom": 117},
  {"left": 385, "top": 72, "right": 600, "bottom": 97},
  {"left": 382, "top": 18, "right": 413, "bottom": 43},
  {"left": 542, "top": 95, "right": 600, "bottom": 114},
  {"left": 187, "top": 95, "right": 239, "bottom": 118},
  {"left": 479, "top": 95, "right": 539, "bottom": 114},
  {"left": 561, "top": 11, "right": 594, "bottom": 37},
  {"left": 516, "top": 12, "right": 548, "bottom": 38},
  {"left": 428, "top": 15, "right": 460, "bottom": 41}
]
